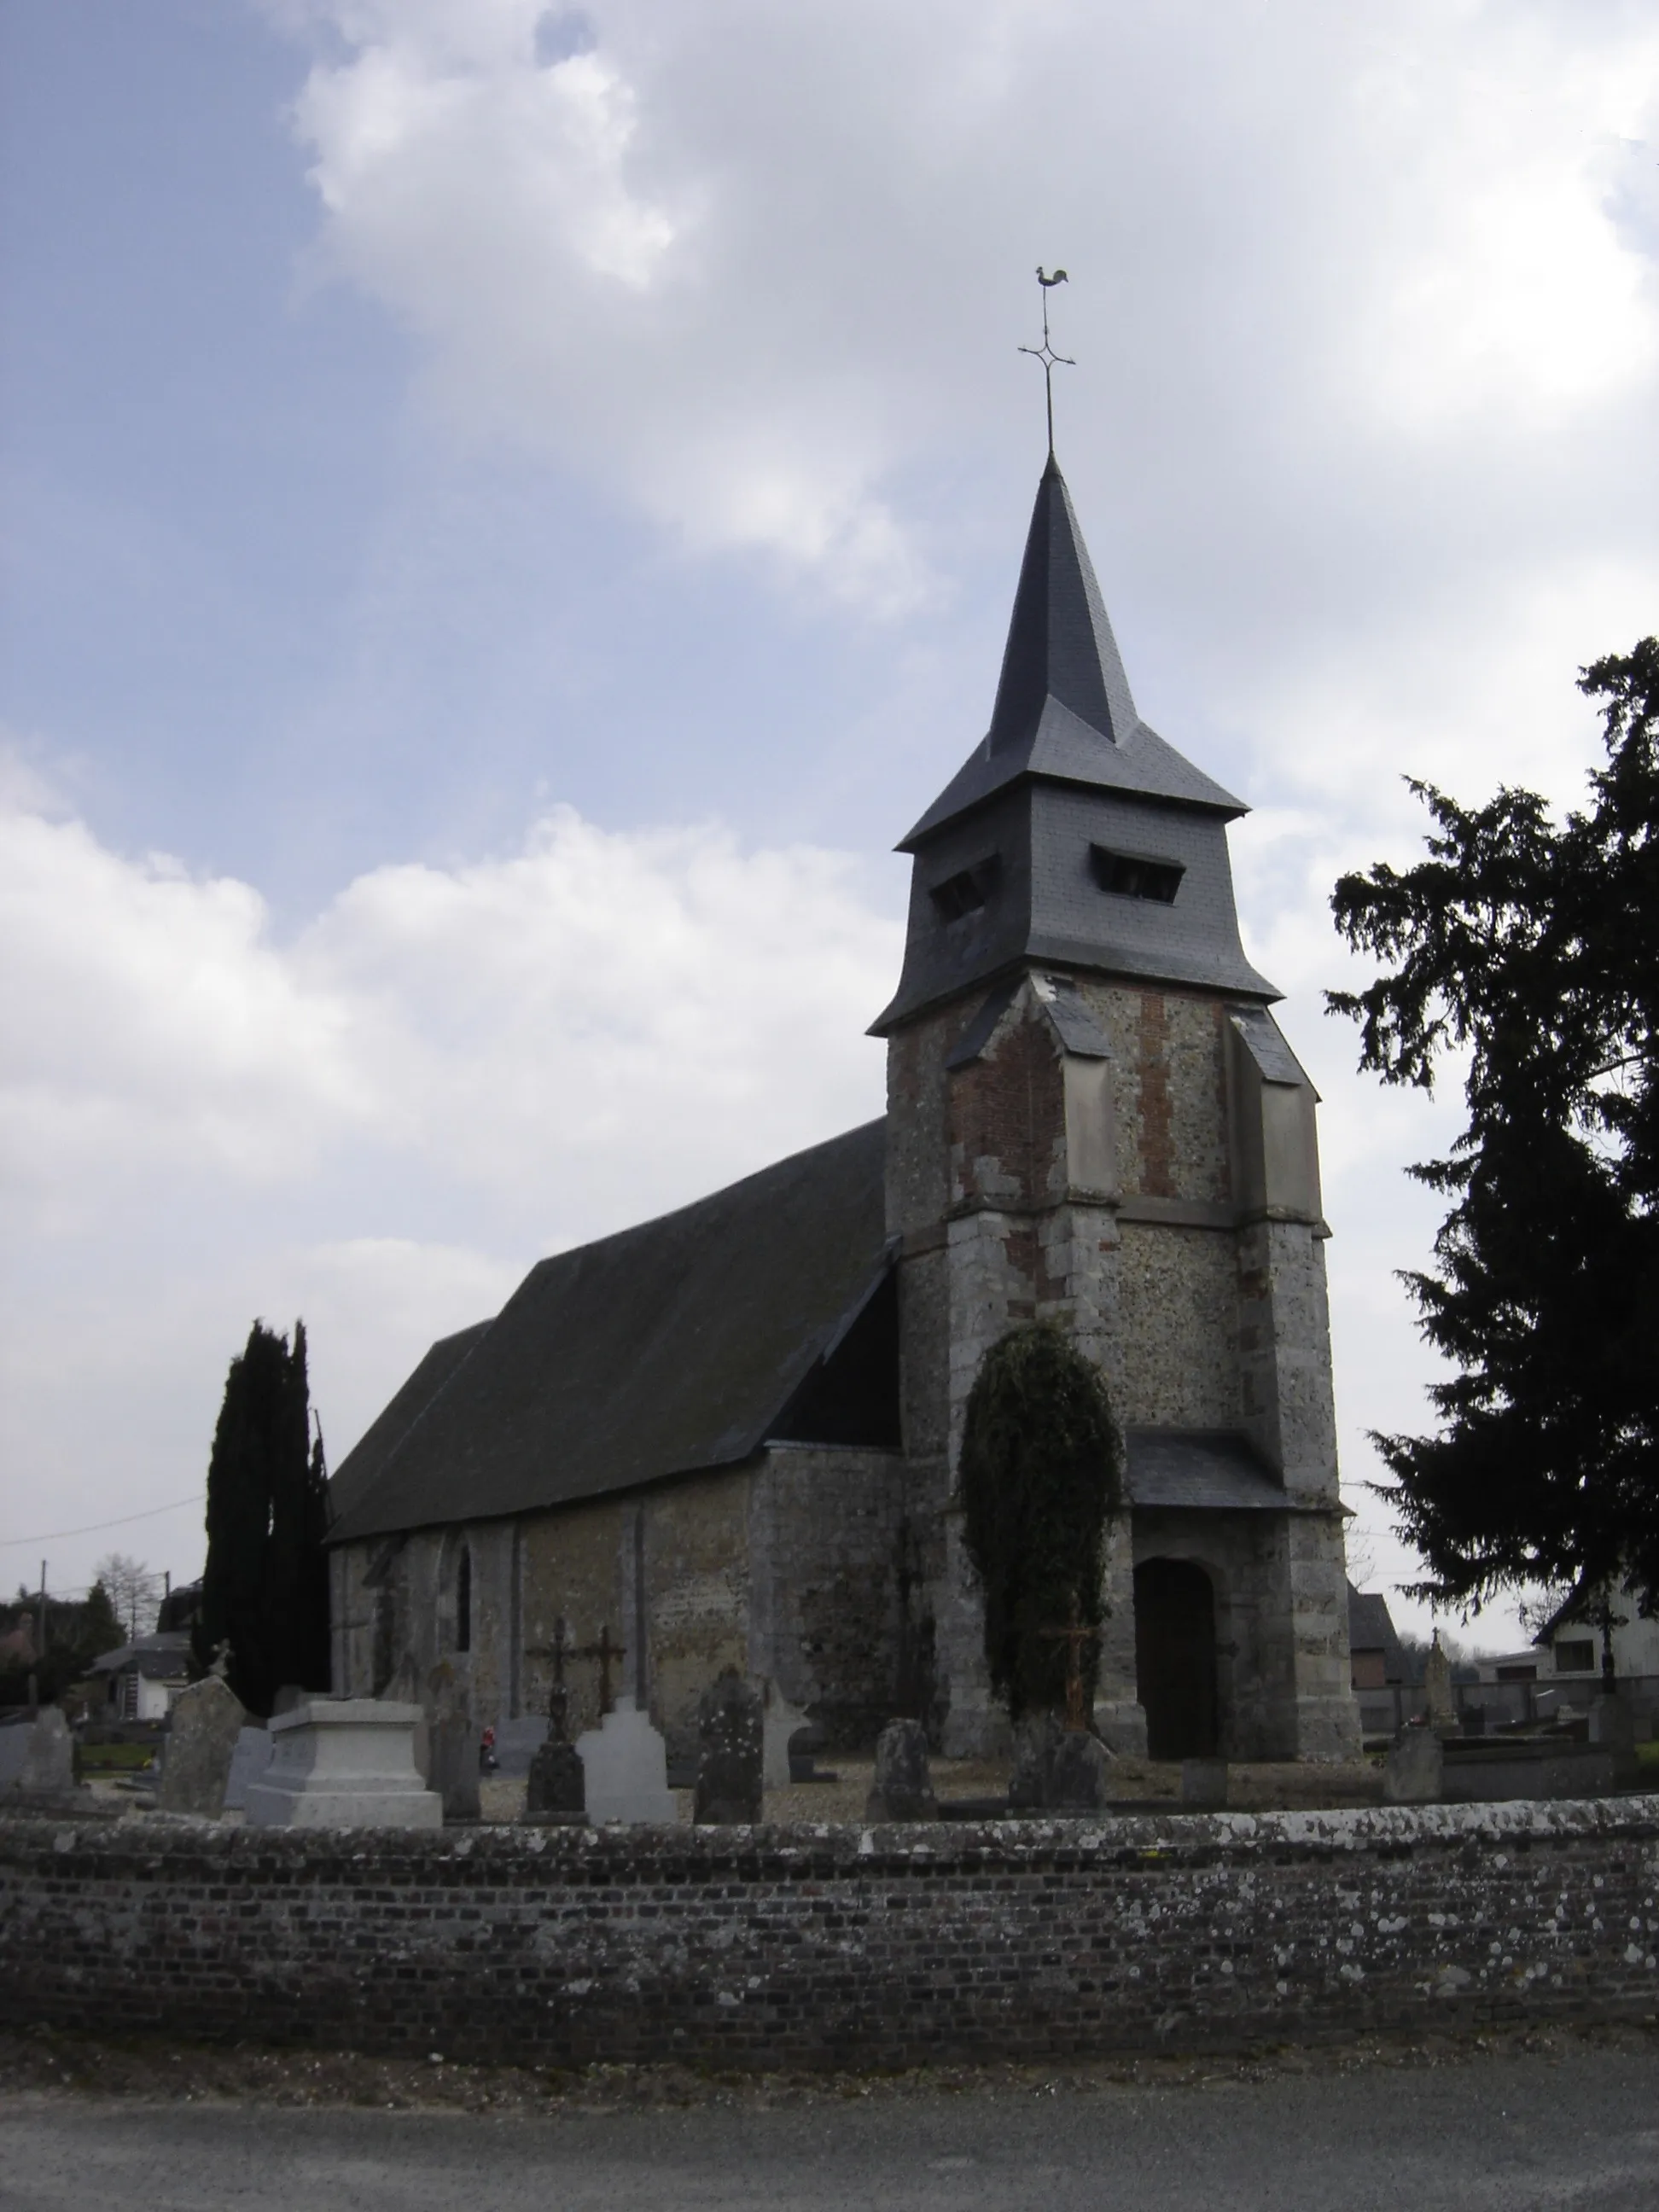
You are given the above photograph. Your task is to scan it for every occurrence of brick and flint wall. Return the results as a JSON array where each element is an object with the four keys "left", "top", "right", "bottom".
[{"left": 6, "top": 1800, "right": 1657, "bottom": 2068}]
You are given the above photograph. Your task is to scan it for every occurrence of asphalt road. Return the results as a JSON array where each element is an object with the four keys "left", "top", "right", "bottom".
[{"left": 4, "top": 2048, "right": 1657, "bottom": 2212}]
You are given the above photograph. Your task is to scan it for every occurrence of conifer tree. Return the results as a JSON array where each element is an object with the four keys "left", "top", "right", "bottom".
[
  {"left": 1330, "top": 638, "right": 1659, "bottom": 1616},
  {"left": 195, "top": 1319, "right": 332, "bottom": 1714},
  {"left": 958, "top": 1322, "right": 1122, "bottom": 1718}
]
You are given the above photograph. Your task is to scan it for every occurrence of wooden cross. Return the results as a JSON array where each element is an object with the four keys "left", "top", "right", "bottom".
[{"left": 1039, "top": 1594, "right": 1099, "bottom": 1732}]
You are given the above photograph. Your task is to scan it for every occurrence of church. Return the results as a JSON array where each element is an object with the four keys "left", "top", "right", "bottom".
[{"left": 326, "top": 451, "right": 1362, "bottom": 1771}]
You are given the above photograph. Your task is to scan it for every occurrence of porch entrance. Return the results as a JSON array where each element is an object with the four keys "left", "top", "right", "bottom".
[{"left": 1133, "top": 1557, "right": 1219, "bottom": 1760}]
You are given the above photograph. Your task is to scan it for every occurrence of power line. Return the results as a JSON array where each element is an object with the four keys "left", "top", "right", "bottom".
[{"left": 0, "top": 1494, "right": 203, "bottom": 1547}]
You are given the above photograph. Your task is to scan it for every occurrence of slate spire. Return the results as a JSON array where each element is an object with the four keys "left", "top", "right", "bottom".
[
  {"left": 987, "top": 454, "right": 1138, "bottom": 758},
  {"left": 899, "top": 458, "right": 1243, "bottom": 851},
  {"left": 872, "top": 452, "right": 1275, "bottom": 1033}
]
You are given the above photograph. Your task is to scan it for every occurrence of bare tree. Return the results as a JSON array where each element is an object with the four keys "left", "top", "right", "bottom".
[{"left": 93, "top": 1553, "right": 165, "bottom": 1642}]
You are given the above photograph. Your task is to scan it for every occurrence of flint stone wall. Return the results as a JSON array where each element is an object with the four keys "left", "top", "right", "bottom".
[{"left": 4, "top": 1799, "right": 1658, "bottom": 2069}]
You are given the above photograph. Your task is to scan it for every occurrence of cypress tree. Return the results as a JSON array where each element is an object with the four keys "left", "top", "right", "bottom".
[
  {"left": 958, "top": 1322, "right": 1122, "bottom": 1718},
  {"left": 195, "top": 1318, "right": 333, "bottom": 1715}
]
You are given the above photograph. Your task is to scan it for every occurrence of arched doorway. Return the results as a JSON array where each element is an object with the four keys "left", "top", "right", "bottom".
[{"left": 1134, "top": 1557, "right": 1220, "bottom": 1759}]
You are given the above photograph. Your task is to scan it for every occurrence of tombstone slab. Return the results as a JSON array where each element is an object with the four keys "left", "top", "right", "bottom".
[
  {"left": 865, "top": 1718, "right": 936, "bottom": 1821},
  {"left": 574, "top": 1696, "right": 676, "bottom": 1825},
  {"left": 1049, "top": 1731, "right": 1113, "bottom": 1811},
  {"left": 761, "top": 1684, "right": 809, "bottom": 1792},
  {"left": 1179, "top": 1757, "right": 1228, "bottom": 1810},
  {"left": 244, "top": 1699, "right": 442, "bottom": 1829},
  {"left": 223, "top": 1725, "right": 273, "bottom": 1812},
  {"left": 428, "top": 1710, "right": 481, "bottom": 1820},
  {"left": 1384, "top": 1724, "right": 1444, "bottom": 1804},
  {"left": 16, "top": 1708, "right": 74, "bottom": 1796},
  {"left": 525, "top": 1738, "right": 586, "bottom": 1823},
  {"left": 695, "top": 1669, "right": 764, "bottom": 1825},
  {"left": 156, "top": 1675, "right": 245, "bottom": 1817}
]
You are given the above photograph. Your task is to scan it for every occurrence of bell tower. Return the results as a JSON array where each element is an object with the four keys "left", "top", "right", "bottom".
[{"left": 876, "top": 457, "right": 1359, "bottom": 1764}]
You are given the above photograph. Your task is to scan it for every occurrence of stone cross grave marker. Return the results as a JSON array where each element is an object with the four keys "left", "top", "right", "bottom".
[{"left": 525, "top": 1616, "right": 586, "bottom": 1822}]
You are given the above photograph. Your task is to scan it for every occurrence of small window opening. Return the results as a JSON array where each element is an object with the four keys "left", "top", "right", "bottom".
[
  {"left": 929, "top": 856, "right": 1001, "bottom": 923},
  {"left": 1553, "top": 1639, "right": 1594, "bottom": 1674},
  {"left": 1091, "top": 845, "right": 1184, "bottom": 904},
  {"left": 455, "top": 1545, "right": 472, "bottom": 1655}
]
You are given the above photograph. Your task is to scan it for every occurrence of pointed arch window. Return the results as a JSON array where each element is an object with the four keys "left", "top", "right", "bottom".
[{"left": 455, "top": 1544, "right": 472, "bottom": 1655}]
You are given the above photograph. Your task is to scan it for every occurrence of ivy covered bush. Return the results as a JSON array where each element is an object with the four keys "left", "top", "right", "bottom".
[{"left": 958, "top": 1321, "right": 1122, "bottom": 1718}]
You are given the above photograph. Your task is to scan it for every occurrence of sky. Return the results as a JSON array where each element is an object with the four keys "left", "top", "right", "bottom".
[{"left": 3, "top": 0, "right": 1657, "bottom": 1652}]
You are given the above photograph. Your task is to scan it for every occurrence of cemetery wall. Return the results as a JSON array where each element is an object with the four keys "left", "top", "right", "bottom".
[{"left": 4, "top": 1798, "right": 1657, "bottom": 2069}]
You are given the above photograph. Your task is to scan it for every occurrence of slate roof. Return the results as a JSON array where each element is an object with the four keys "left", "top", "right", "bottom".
[
  {"left": 327, "top": 1321, "right": 494, "bottom": 1530},
  {"left": 90, "top": 1631, "right": 193, "bottom": 1680},
  {"left": 328, "top": 1121, "right": 892, "bottom": 1545},
  {"left": 1125, "top": 1429, "right": 1324, "bottom": 1512}
]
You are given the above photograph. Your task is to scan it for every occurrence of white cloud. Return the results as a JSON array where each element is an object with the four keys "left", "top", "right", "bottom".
[
  {"left": 266, "top": 0, "right": 1659, "bottom": 625},
  {"left": 0, "top": 787, "right": 896, "bottom": 1595}
]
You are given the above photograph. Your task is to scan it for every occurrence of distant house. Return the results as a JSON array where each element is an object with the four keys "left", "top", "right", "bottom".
[
  {"left": 1347, "top": 1583, "right": 1405, "bottom": 1691},
  {"left": 1528, "top": 1587, "right": 1659, "bottom": 1685},
  {"left": 89, "top": 1630, "right": 192, "bottom": 1721}
]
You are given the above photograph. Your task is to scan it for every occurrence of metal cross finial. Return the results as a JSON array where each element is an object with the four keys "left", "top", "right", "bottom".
[{"left": 1018, "top": 266, "right": 1074, "bottom": 459}]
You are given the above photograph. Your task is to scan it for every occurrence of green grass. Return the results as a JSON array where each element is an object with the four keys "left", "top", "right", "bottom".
[{"left": 78, "top": 1742, "right": 155, "bottom": 1772}]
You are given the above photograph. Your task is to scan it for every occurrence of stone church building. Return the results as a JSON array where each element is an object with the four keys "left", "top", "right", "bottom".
[{"left": 327, "top": 456, "right": 1361, "bottom": 1769}]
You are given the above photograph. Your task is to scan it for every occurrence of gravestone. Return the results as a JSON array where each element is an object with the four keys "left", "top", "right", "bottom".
[
  {"left": 1048, "top": 1730, "right": 1112, "bottom": 1811},
  {"left": 1589, "top": 1695, "right": 1639, "bottom": 1786},
  {"left": 0, "top": 1716, "right": 34, "bottom": 1790},
  {"left": 695, "top": 1668, "right": 764, "bottom": 1825},
  {"left": 1384, "top": 1724, "right": 1443, "bottom": 1804},
  {"left": 1423, "top": 1636, "right": 1457, "bottom": 1731},
  {"left": 525, "top": 1733, "right": 587, "bottom": 1822},
  {"left": 761, "top": 1682, "right": 809, "bottom": 1791},
  {"left": 2, "top": 1708, "right": 75, "bottom": 1798},
  {"left": 574, "top": 1696, "right": 676, "bottom": 1824},
  {"left": 223, "top": 1725, "right": 273, "bottom": 1811},
  {"left": 1008, "top": 1712, "right": 1062, "bottom": 1810},
  {"left": 245, "top": 1698, "right": 441, "bottom": 1829},
  {"left": 1010, "top": 1713, "right": 1114, "bottom": 1812},
  {"left": 17, "top": 1707, "right": 74, "bottom": 1796},
  {"left": 428, "top": 1710, "right": 481, "bottom": 1820},
  {"left": 1180, "top": 1757, "right": 1228, "bottom": 1810},
  {"left": 865, "top": 1718, "right": 936, "bottom": 1821},
  {"left": 156, "top": 1674, "right": 245, "bottom": 1817}
]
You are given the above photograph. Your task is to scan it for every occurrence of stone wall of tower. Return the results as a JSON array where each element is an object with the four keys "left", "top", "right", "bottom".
[{"left": 888, "top": 966, "right": 1359, "bottom": 1762}]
